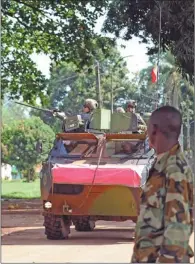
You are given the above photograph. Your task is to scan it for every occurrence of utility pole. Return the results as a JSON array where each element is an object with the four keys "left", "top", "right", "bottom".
[
  {"left": 155, "top": 0, "right": 162, "bottom": 109},
  {"left": 95, "top": 60, "right": 102, "bottom": 108},
  {"left": 111, "top": 73, "right": 113, "bottom": 114},
  {"left": 194, "top": 85, "right": 195, "bottom": 164},
  {"left": 110, "top": 54, "right": 133, "bottom": 112},
  {"left": 187, "top": 109, "right": 190, "bottom": 150}
]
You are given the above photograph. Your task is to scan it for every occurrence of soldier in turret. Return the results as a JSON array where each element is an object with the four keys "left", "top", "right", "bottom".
[
  {"left": 126, "top": 100, "right": 147, "bottom": 133},
  {"left": 121, "top": 100, "right": 147, "bottom": 154},
  {"left": 52, "top": 98, "right": 98, "bottom": 132},
  {"left": 81, "top": 98, "right": 98, "bottom": 129}
]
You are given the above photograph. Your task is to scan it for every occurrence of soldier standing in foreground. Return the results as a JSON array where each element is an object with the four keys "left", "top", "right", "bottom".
[{"left": 131, "top": 105, "right": 194, "bottom": 263}]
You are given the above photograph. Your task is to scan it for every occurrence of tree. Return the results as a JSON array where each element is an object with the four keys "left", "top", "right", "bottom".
[
  {"left": 32, "top": 44, "right": 133, "bottom": 132},
  {"left": 1, "top": 0, "right": 113, "bottom": 102},
  {"left": 2, "top": 99, "right": 29, "bottom": 126},
  {"left": 2, "top": 0, "right": 194, "bottom": 102},
  {"left": 1, "top": 117, "right": 55, "bottom": 181},
  {"left": 127, "top": 51, "right": 194, "bottom": 155},
  {"left": 103, "top": 0, "right": 194, "bottom": 79},
  {"left": 114, "top": 51, "right": 194, "bottom": 120}
]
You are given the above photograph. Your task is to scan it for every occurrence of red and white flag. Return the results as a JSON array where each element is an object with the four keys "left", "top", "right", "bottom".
[{"left": 151, "top": 65, "right": 158, "bottom": 83}]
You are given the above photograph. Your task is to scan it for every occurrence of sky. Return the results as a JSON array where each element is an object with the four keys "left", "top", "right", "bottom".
[{"left": 31, "top": 16, "right": 150, "bottom": 78}]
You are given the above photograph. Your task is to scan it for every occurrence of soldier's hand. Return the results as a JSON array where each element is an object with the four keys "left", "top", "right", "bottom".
[
  {"left": 138, "top": 124, "right": 147, "bottom": 132},
  {"left": 52, "top": 109, "right": 60, "bottom": 116}
]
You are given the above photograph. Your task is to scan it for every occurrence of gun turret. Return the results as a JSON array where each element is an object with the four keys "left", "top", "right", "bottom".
[
  {"left": 14, "top": 101, "right": 60, "bottom": 115},
  {"left": 14, "top": 101, "right": 90, "bottom": 133}
]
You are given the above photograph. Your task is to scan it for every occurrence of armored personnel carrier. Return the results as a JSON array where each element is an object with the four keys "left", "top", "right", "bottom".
[{"left": 40, "top": 108, "right": 154, "bottom": 240}]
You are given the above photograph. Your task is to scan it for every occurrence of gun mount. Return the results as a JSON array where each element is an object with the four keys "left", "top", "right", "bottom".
[{"left": 14, "top": 101, "right": 148, "bottom": 134}]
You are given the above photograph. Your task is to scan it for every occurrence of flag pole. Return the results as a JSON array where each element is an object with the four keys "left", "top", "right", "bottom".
[{"left": 156, "top": 1, "right": 162, "bottom": 109}]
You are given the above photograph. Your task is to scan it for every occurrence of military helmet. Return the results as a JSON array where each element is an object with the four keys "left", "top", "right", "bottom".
[
  {"left": 84, "top": 98, "right": 98, "bottom": 111},
  {"left": 116, "top": 107, "right": 125, "bottom": 113},
  {"left": 127, "top": 100, "right": 137, "bottom": 108}
]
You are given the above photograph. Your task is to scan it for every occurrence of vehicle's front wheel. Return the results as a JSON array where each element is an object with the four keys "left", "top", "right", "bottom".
[
  {"left": 43, "top": 213, "right": 71, "bottom": 240},
  {"left": 74, "top": 217, "right": 95, "bottom": 232}
]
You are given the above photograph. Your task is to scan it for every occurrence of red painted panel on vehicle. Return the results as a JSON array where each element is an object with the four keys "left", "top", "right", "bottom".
[{"left": 52, "top": 166, "right": 141, "bottom": 187}]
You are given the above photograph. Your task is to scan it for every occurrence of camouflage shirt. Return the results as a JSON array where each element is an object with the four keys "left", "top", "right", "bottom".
[
  {"left": 136, "top": 113, "right": 147, "bottom": 133},
  {"left": 80, "top": 112, "right": 92, "bottom": 129},
  {"left": 131, "top": 144, "right": 194, "bottom": 263}
]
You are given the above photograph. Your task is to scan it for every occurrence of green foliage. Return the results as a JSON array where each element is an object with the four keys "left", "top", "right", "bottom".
[
  {"left": 1, "top": 116, "right": 55, "bottom": 180},
  {"left": 103, "top": 0, "right": 194, "bottom": 79},
  {"left": 32, "top": 45, "right": 133, "bottom": 132},
  {"left": 1, "top": 0, "right": 113, "bottom": 102},
  {"left": 123, "top": 52, "right": 194, "bottom": 116},
  {"left": 2, "top": 0, "right": 194, "bottom": 102},
  {"left": 2, "top": 100, "right": 29, "bottom": 125},
  {"left": 126, "top": 51, "right": 194, "bottom": 154}
]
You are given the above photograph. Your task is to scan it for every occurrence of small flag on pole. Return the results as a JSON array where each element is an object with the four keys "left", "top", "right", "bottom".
[{"left": 151, "top": 65, "right": 157, "bottom": 83}]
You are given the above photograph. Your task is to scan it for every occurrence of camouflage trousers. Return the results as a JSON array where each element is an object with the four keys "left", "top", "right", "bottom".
[
  {"left": 131, "top": 256, "right": 190, "bottom": 263},
  {"left": 131, "top": 247, "right": 191, "bottom": 263}
]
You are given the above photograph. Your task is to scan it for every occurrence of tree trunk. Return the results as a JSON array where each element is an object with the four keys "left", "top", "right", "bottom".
[{"left": 27, "top": 170, "right": 30, "bottom": 182}]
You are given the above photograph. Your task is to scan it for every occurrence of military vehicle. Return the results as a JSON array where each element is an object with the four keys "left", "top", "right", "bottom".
[{"left": 40, "top": 108, "right": 154, "bottom": 240}]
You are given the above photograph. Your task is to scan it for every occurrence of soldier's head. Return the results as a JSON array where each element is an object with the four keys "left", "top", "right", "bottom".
[
  {"left": 116, "top": 107, "right": 125, "bottom": 113},
  {"left": 83, "top": 98, "right": 98, "bottom": 113},
  {"left": 148, "top": 106, "right": 182, "bottom": 153},
  {"left": 126, "top": 100, "right": 137, "bottom": 113}
]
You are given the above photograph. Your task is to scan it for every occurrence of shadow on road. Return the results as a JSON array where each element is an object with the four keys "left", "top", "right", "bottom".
[
  {"left": 2, "top": 200, "right": 136, "bottom": 247},
  {"left": 2, "top": 226, "right": 135, "bottom": 246}
]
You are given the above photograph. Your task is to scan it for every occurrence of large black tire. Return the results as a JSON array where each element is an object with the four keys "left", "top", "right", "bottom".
[
  {"left": 43, "top": 213, "right": 71, "bottom": 240},
  {"left": 74, "top": 217, "right": 95, "bottom": 232}
]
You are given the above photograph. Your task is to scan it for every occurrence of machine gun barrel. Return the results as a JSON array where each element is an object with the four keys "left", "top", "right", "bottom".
[{"left": 14, "top": 101, "right": 58, "bottom": 114}]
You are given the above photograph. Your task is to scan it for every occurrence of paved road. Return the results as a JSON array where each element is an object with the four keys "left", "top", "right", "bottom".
[
  {"left": 2, "top": 214, "right": 136, "bottom": 263},
  {"left": 1, "top": 200, "right": 194, "bottom": 263}
]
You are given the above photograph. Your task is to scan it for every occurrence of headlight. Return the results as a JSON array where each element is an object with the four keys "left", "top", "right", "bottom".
[{"left": 44, "top": 201, "right": 52, "bottom": 209}]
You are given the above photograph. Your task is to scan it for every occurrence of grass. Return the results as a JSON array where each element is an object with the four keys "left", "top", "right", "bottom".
[{"left": 1, "top": 179, "right": 40, "bottom": 199}]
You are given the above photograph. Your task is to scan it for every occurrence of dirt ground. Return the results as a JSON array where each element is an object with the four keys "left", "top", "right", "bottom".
[{"left": 1, "top": 199, "right": 194, "bottom": 263}]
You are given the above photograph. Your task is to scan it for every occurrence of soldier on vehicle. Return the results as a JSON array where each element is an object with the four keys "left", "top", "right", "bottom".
[
  {"left": 81, "top": 98, "right": 98, "bottom": 129},
  {"left": 120, "top": 100, "right": 147, "bottom": 154},
  {"left": 126, "top": 100, "right": 146, "bottom": 132},
  {"left": 126, "top": 100, "right": 137, "bottom": 114},
  {"left": 131, "top": 105, "right": 194, "bottom": 263},
  {"left": 52, "top": 98, "right": 98, "bottom": 131}
]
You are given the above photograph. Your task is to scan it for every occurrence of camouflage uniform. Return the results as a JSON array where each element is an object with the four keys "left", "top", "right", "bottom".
[
  {"left": 131, "top": 144, "right": 194, "bottom": 263},
  {"left": 136, "top": 113, "right": 147, "bottom": 133},
  {"left": 126, "top": 100, "right": 147, "bottom": 133}
]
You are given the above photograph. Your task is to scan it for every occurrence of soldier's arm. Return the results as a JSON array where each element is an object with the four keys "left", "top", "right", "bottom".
[
  {"left": 156, "top": 169, "right": 194, "bottom": 263},
  {"left": 137, "top": 114, "right": 146, "bottom": 126},
  {"left": 138, "top": 124, "right": 147, "bottom": 132},
  {"left": 137, "top": 114, "right": 147, "bottom": 132}
]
